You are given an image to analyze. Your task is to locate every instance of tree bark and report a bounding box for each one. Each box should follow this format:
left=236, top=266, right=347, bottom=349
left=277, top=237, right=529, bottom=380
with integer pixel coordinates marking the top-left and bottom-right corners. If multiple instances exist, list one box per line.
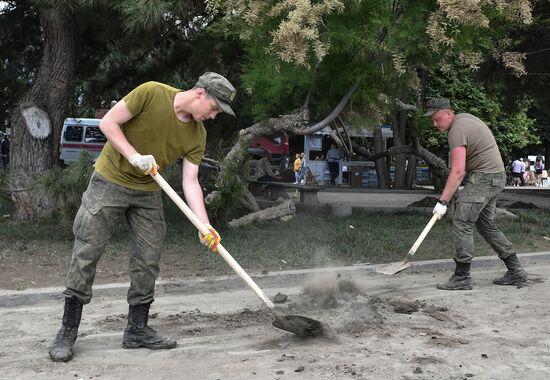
left=228, top=199, right=295, bottom=228
left=404, top=153, right=417, bottom=189
left=9, top=6, right=76, bottom=219
left=404, top=119, right=420, bottom=189
left=392, top=110, right=408, bottom=188
left=373, top=126, right=390, bottom=188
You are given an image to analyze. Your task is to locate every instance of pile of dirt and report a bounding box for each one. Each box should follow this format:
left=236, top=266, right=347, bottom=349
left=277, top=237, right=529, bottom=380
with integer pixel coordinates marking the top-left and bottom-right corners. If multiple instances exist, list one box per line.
left=289, top=273, right=451, bottom=336
left=103, top=274, right=453, bottom=340
left=505, top=201, right=539, bottom=209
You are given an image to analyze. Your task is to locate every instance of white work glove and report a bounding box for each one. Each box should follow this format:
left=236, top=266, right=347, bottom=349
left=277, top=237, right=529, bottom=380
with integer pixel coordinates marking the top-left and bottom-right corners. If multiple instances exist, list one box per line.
left=432, top=201, right=448, bottom=220
left=128, top=153, right=158, bottom=175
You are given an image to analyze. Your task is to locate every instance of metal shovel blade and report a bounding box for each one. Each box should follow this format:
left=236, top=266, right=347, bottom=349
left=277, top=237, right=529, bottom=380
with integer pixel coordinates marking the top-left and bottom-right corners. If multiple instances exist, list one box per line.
left=375, top=261, right=412, bottom=275
left=376, top=214, right=439, bottom=276
left=272, top=315, right=324, bottom=337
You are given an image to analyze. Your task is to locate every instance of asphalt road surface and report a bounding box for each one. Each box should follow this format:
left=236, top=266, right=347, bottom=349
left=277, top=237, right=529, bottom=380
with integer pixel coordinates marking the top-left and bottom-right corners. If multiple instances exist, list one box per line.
left=1, top=253, right=549, bottom=380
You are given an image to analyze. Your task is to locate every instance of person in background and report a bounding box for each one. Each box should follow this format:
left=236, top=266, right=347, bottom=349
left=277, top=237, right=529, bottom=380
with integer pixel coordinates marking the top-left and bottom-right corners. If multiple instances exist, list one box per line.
left=256, top=150, right=282, bottom=182
left=293, top=153, right=302, bottom=184
left=48, top=72, right=235, bottom=362
left=0, top=132, right=9, bottom=169
left=520, top=158, right=526, bottom=186
left=511, top=157, right=524, bottom=187
left=534, top=157, right=544, bottom=187
left=299, top=152, right=306, bottom=184
left=425, top=97, right=528, bottom=291
left=278, top=154, right=289, bottom=173
left=326, top=143, right=342, bottom=186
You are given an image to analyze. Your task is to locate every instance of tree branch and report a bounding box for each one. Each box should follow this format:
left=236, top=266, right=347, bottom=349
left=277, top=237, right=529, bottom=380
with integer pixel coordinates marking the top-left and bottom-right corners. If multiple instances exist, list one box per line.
left=300, top=81, right=359, bottom=134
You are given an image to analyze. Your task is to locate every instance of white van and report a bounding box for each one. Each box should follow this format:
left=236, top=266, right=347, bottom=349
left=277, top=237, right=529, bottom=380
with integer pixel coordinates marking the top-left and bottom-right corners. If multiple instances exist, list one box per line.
left=60, top=118, right=107, bottom=163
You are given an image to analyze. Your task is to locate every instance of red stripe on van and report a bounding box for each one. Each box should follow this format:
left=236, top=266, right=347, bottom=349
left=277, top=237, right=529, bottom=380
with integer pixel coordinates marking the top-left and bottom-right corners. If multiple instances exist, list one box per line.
left=61, top=143, right=104, bottom=151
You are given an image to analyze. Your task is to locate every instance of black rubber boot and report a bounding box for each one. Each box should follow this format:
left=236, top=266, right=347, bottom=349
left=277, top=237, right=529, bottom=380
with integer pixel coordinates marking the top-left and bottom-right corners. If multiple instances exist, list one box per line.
left=437, top=261, right=473, bottom=290
left=494, top=253, right=528, bottom=285
left=122, top=302, right=177, bottom=350
left=49, top=296, right=83, bottom=362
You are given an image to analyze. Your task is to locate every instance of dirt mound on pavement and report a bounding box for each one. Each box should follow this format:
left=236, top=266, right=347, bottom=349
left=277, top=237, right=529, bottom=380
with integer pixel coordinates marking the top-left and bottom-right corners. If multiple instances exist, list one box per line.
left=283, top=273, right=452, bottom=336
left=505, top=201, right=539, bottom=209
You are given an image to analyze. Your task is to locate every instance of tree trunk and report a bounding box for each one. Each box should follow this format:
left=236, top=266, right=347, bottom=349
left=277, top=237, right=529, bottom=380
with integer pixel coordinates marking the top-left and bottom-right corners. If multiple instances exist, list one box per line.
left=404, top=121, right=420, bottom=189
left=373, top=126, right=390, bottom=188
left=9, top=7, right=75, bottom=219
left=392, top=111, right=408, bottom=188
left=404, top=153, right=417, bottom=189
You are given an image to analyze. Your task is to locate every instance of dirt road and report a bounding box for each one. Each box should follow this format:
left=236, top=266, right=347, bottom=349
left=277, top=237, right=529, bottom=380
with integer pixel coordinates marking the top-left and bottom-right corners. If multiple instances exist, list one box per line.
left=1, top=254, right=549, bottom=380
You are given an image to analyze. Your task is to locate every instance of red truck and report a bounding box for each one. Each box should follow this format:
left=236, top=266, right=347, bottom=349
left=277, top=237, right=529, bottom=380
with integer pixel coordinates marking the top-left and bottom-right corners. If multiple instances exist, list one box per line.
left=248, top=134, right=289, bottom=158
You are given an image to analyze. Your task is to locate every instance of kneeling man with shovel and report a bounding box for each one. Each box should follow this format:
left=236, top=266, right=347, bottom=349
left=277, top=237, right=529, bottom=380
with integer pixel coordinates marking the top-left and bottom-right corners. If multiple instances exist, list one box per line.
left=425, top=98, right=528, bottom=290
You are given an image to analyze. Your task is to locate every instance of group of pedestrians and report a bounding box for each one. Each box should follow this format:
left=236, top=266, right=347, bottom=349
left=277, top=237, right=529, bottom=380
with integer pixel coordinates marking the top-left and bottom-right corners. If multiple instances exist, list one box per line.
left=295, top=144, right=342, bottom=186
left=511, top=156, right=545, bottom=186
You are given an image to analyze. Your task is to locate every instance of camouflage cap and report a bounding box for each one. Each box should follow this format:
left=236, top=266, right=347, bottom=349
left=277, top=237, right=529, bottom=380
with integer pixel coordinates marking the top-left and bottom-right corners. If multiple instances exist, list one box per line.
left=422, top=97, right=451, bottom=117
left=196, top=72, right=237, bottom=117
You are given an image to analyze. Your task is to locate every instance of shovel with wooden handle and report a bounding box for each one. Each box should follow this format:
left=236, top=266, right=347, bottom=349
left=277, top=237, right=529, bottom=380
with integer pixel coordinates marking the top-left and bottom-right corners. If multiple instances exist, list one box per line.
left=376, top=213, right=439, bottom=275
left=151, top=171, right=324, bottom=337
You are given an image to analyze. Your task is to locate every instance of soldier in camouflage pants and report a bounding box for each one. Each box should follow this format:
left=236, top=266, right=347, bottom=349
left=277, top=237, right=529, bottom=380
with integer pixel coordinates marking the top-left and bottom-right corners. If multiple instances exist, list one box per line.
left=453, top=172, right=514, bottom=263
left=49, top=73, right=236, bottom=362
left=425, top=98, right=527, bottom=290
left=64, top=172, right=166, bottom=305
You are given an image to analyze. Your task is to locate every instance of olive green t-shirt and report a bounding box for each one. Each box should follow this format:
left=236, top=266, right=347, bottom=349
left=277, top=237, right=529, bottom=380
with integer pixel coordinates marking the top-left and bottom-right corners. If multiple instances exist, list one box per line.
left=95, top=81, right=206, bottom=191
left=447, top=113, right=504, bottom=174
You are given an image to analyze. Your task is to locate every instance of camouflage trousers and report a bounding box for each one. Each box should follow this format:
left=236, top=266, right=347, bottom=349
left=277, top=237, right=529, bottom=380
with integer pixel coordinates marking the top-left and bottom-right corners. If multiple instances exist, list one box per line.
left=452, top=171, right=515, bottom=263
left=63, top=171, right=166, bottom=305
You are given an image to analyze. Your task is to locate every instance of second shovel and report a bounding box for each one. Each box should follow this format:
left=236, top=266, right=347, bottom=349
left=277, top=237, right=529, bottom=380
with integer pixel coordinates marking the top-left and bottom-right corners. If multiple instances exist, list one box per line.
left=376, top=213, right=439, bottom=275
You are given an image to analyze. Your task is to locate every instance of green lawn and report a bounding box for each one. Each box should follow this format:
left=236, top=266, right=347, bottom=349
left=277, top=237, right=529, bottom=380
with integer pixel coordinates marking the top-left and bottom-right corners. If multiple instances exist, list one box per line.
left=2, top=200, right=550, bottom=282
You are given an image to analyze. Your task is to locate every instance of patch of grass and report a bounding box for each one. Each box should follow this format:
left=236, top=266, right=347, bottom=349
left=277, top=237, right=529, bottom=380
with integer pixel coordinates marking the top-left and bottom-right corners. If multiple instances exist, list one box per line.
left=161, top=206, right=550, bottom=270
left=2, top=203, right=550, bottom=285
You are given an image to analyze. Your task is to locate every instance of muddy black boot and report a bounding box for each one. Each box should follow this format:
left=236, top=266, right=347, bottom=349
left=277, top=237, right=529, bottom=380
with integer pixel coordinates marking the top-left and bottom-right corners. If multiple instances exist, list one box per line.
left=122, top=302, right=177, bottom=350
left=494, top=254, right=528, bottom=285
left=49, top=296, right=83, bottom=362
left=437, top=261, right=473, bottom=290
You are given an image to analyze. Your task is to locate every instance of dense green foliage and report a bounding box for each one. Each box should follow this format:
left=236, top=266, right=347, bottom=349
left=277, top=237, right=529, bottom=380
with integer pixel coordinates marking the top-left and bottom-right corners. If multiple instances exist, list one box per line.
left=421, top=67, right=538, bottom=163
left=0, top=1, right=42, bottom=130
left=213, top=0, right=440, bottom=122
left=0, top=0, right=548, bottom=219
left=210, top=0, right=537, bottom=129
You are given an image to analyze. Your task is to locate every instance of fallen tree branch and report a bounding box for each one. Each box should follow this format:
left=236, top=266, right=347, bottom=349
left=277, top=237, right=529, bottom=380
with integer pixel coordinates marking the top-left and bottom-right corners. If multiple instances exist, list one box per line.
left=227, top=199, right=296, bottom=228
left=239, top=189, right=260, bottom=212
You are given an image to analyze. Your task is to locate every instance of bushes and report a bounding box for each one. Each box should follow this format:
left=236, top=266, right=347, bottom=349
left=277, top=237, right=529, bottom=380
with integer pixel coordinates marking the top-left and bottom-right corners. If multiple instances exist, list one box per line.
left=30, top=154, right=190, bottom=218
left=32, top=153, right=96, bottom=217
